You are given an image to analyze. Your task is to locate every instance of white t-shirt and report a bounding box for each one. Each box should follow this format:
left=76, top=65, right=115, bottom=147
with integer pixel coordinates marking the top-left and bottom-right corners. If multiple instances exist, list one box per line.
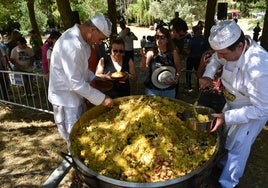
left=10, top=46, right=34, bottom=69
left=47, top=47, right=53, bottom=61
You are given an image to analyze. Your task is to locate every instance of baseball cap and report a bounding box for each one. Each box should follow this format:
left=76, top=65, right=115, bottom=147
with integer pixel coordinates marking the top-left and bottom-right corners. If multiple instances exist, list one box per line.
left=90, top=13, right=112, bottom=37
left=209, top=20, right=241, bottom=50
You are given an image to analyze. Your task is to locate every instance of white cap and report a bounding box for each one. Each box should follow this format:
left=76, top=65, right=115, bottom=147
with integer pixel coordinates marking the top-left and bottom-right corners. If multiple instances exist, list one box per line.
left=209, top=20, right=241, bottom=50
left=90, top=13, right=112, bottom=37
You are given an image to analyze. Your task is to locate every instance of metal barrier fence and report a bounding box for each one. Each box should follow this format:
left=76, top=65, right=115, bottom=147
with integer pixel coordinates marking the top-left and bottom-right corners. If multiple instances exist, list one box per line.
left=0, top=67, right=198, bottom=115
left=0, top=70, right=53, bottom=114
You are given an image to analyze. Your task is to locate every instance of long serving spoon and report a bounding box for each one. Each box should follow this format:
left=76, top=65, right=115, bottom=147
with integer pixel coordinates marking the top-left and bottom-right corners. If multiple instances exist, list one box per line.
left=193, top=89, right=203, bottom=117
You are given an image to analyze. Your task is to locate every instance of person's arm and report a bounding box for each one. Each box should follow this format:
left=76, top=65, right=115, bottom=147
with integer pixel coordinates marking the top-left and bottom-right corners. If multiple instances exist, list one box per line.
left=29, top=48, right=35, bottom=68
left=197, top=53, right=207, bottom=79
left=0, top=48, right=8, bottom=70
left=95, top=57, right=110, bottom=79
left=130, top=32, right=138, bottom=40
left=202, top=53, right=222, bottom=79
left=139, top=49, right=153, bottom=72
left=47, top=48, right=52, bottom=71
left=127, top=58, right=137, bottom=81
left=173, top=49, right=181, bottom=78
left=10, top=49, right=24, bottom=71
left=119, top=30, right=126, bottom=39
left=199, top=52, right=222, bottom=89
left=197, top=50, right=214, bottom=79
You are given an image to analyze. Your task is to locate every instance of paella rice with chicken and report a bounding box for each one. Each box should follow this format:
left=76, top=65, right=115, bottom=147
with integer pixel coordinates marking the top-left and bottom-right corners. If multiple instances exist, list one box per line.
left=70, top=96, right=217, bottom=183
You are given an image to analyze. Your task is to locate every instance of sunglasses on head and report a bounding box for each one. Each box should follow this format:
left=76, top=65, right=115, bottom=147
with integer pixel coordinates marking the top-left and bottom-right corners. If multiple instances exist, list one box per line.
left=155, top=35, right=166, bottom=40
left=113, top=49, right=124, bottom=54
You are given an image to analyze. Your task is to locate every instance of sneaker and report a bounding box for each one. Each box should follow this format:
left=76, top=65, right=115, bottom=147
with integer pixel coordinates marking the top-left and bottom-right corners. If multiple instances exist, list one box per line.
left=184, top=87, right=193, bottom=93
left=187, top=89, right=193, bottom=92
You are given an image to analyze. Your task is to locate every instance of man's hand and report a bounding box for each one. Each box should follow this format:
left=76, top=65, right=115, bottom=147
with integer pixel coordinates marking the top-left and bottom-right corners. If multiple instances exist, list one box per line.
left=209, top=113, right=225, bottom=132
left=199, top=77, right=213, bottom=89
left=101, top=96, right=113, bottom=108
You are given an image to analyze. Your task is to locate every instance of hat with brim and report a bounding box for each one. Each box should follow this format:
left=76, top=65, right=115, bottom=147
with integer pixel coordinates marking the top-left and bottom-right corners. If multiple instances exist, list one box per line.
left=209, top=20, right=241, bottom=50
left=90, top=13, right=112, bottom=37
left=151, top=66, right=176, bottom=89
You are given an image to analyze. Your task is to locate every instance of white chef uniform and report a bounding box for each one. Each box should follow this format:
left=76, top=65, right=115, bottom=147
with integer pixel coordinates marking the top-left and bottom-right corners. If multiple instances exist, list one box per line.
left=203, top=39, right=268, bottom=188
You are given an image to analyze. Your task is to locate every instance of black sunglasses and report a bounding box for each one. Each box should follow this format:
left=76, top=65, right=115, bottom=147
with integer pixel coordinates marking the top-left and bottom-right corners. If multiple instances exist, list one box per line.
left=155, top=35, right=166, bottom=40
left=113, top=49, right=124, bottom=54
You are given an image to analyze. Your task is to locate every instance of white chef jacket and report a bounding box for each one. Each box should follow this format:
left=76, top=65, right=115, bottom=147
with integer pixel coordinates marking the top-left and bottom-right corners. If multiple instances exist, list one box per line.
left=203, top=39, right=268, bottom=187
left=203, top=40, right=268, bottom=125
left=48, top=24, right=105, bottom=107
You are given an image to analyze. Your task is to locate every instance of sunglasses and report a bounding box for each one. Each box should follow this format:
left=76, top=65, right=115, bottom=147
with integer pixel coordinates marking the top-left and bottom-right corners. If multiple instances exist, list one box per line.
left=155, top=35, right=166, bottom=40
left=113, top=49, right=124, bottom=54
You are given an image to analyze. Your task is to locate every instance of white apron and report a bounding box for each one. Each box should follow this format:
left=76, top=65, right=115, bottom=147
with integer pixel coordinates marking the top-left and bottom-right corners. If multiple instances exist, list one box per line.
left=218, top=40, right=267, bottom=188
left=220, top=45, right=251, bottom=150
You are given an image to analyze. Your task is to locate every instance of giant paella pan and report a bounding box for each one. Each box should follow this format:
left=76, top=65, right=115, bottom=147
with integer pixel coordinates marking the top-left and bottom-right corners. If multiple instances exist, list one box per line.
left=67, top=95, right=219, bottom=188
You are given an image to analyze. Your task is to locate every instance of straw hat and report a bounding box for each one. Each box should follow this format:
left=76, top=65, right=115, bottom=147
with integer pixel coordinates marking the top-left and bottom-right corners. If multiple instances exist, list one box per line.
left=151, top=66, right=176, bottom=89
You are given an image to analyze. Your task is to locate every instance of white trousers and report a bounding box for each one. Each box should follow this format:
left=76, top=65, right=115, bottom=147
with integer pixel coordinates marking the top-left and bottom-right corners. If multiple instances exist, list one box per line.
left=52, top=104, right=83, bottom=142
left=219, top=120, right=265, bottom=188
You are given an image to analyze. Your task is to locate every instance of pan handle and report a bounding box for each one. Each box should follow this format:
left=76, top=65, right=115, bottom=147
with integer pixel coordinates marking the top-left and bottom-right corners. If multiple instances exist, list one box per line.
left=59, top=152, right=98, bottom=181
left=59, top=152, right=74, bottom=166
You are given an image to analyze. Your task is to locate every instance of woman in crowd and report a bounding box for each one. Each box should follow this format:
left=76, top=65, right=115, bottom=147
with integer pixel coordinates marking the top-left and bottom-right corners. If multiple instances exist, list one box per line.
left=95, top=37, right=136, bottom=98
left=46, top=32, right=61, bottom=81
left=10, top=36, right=34, bottom=96
left=139, top=26, right=181, bottom=98
left=41, top=31, right=62, bottom=81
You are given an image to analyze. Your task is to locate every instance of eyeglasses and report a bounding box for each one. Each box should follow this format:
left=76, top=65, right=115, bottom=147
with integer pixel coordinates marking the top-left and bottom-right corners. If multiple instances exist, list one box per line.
left=155, top=35, right=166, bottom=40
left=112, top=49, right=124, bottom=54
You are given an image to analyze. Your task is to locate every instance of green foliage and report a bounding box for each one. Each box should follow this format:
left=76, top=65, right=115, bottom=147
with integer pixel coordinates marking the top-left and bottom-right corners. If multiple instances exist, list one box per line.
left=127, top=0, right=153, bottom=26
left=0, top=0, right=22, bottom=32
left=0, top=0, right=266, bottom=37
left=19, top=1, right=47, bottom=35
left=126, top=0, right=206, bottom=27
left=70, top=0, right=108, bottom=22
left=234, top=0, right=265, bottom=5
left=0, top=0, right=108, bottom=35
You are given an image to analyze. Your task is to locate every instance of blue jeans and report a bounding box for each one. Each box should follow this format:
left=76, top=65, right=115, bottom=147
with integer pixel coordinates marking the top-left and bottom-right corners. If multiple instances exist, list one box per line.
left=145, top=88, right=176, bottom=98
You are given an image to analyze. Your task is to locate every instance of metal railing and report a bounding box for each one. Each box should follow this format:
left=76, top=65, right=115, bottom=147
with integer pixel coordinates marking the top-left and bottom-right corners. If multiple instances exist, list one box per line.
left=0, top=66, right=198, bottom=115
left=0, top=70, right=53, bottom=114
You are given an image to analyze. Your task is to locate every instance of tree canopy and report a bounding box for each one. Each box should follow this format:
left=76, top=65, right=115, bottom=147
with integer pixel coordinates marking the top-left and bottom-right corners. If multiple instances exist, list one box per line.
left=0, top=0, right=267, bottom=49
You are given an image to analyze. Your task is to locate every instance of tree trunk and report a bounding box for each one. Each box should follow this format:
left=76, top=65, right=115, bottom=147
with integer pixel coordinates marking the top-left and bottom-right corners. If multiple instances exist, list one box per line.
left=26, top=0, right=42, bottom=44
left=107, top=0, right=118, bottom=37
left=55, top=0, right=75, bottom=30
left=204, top=0, right=217, bottom=40
left=260, top=0, right=268, bottom=51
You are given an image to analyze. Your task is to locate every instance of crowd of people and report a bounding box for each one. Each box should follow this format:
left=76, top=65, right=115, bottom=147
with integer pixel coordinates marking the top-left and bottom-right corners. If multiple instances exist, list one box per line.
left=0, top=12, right=267, bottom=188
left=0, top=30, right=36, bottom=98
left=0, top=28, right=62, bottom=99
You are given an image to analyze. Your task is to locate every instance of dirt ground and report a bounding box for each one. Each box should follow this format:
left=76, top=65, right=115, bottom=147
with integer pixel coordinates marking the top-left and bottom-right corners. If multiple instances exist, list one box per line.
left=0, top=104, right=67, bottom=188
left=0, top=100, right=267, bottom=188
